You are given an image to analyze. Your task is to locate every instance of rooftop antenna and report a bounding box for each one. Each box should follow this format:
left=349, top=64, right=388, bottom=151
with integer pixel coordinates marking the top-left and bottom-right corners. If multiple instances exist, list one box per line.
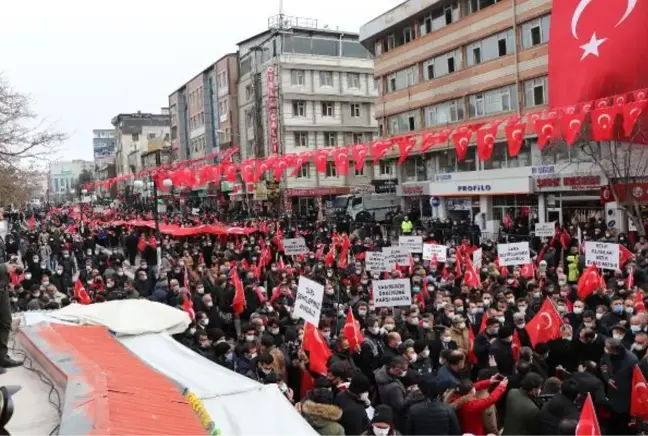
left=278, top=0, right=285, bottom=29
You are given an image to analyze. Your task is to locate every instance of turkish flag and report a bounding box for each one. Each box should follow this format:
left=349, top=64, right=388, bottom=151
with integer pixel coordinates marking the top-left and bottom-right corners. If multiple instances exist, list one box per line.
left=222, top=162, right=238, bottom=183
left=467, top=327, right=477, bottom=365
left=342, top=308, right=364, bottom=352
left=505, top=122, right=527, bottom=156
left=350, top=144, right=369, bottom=172
left=478, top=313, right=488, bottom=334
left=74, top=279, right=92, bottom=305
left=548, top=0, right=648, bottom=108
left=634, top=89, right=648, bottom=102
left=512, top=330, right=522, bottom=362
left=620, top=244, right=634, bottom=265
left=520, top=263, right=535, bottom=279
left=420, top=132, right=440, bottom=154
left=591, top=106, right=621, bottom=140
left=595, top=97, right=611, bottom=109
left=576, top=393, right=601, bottom=436
left=181, top=293, right=195, bottom=321
left=256, top=158, right=271, bottom=180
left=333, top=147, right=350, bottom=176
left=313, top=149, right=329, bottom=173
left=240, top=160, right=257, bottom=184
left=302, top=322, right=332, bottom=375
left=622, top=100, right=648, bottom=137
left=534, top=118, right=560, bottom=150
left=394, top=135, right=416, bottom=166
left=462, top=258, right=480, bottom=288
left=272, top=157, right=288, bottom=181
left=631, top=365, right=648, bottom=420
left=370, top=140, right=393, bottom=164
left=452, top=129, right=473, bottom=161
left=526, top=298, right=562, bottom=346
left=230, top=269, right=246, bottom=316
left=577, top=265, right=603, bottom=299
left=562, top=112, right=586, bottom=145
left=289, top=154, right=309, bottom=178
left=476, top=122, right=500, bottom=161
left=613, top=94, right=628, bottom=106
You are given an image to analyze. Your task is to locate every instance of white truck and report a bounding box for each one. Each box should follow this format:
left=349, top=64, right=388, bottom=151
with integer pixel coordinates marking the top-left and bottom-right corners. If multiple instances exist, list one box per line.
left=333, top=193, right=400, bottom=222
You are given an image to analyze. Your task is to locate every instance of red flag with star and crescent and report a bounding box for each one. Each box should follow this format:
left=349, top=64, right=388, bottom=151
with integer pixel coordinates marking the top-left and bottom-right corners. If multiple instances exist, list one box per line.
left=576, top=393, right=601, bottom=436
left=526, top=298, right=562, bottom=346
left=549, top=0, right=648, bottom=109
left=631, top=364, right=648, bottom=421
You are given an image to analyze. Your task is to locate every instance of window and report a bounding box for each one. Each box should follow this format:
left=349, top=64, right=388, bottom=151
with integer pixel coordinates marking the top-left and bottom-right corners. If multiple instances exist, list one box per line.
left=292, top=101, right=307, bottom=117
left=388, top=74, right=397, bottom=92
left=245, top=85, right=253, bottom=101
left=524, top=77, right=548, bottom=107
left=291, top=70, right=306, bottom=86
left=319, top=71, right=334, bottom=87
left=132, top=133, right=139, bottom=141
left=482, top=142, right=508, bottom=169
left=353, top=133, right=364, bottom=144
left=468, top=85, right=518, bottom=117
left=347, top=73, right=361, bottom=89
left=322, top=102, right=334, bottom=117
left=386, top=66, right=418, bottom=93
left=379, top=160, right=393, bottom=175
left=465, top=0, right=503, bottom=14
left=325, top=161, right=337, bottom=177
left=217, top=71, right=227, bottom=89
left=403, top=27, right=414, bottom=44
left=424, top=49, right=460, bottom=80
left=324, top=132, right=337, bottom=146
left=355, top=164, right=365, bottom=176
left=457, top=147, right=477, bottom=172
left=350, top=104, right=361, bottom=118
left=219, top=99, right=228, bottom=121
left=466, top=29, right=514, bottom=66
left=425, top=99, right=465, bottom=126
left=521, top=15, right=551, bottom=49
left=294, top=132, right=309, bottom=147
left=388, top=111, right=419, bottom=134
left=420, top=2, right=458, bottom=35
left=404, top=156, right=427, bottom=181
left=164, top=133, right=170, bottom=141
left=297, top=163, right=310, bottom=178
left=508, top=139, right=532, bottom=168
left=408, top=115, right=416, bottom=132
left=245, top=110, right=254, bottom=128
left=147, top=133, right=156, bottom=140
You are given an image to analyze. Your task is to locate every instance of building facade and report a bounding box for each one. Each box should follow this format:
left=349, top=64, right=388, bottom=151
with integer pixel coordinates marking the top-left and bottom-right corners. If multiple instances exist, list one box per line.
left=92, top=129, right=116, bottom=169
left=169, top=54, right=239, bottom=162
left=48, top=160, right=94, bottom=199
left=236, top=16, right=380, bottom=213
left=359, top=0, right=613, bottom=225
left=112, top=110, right=171, bottom=177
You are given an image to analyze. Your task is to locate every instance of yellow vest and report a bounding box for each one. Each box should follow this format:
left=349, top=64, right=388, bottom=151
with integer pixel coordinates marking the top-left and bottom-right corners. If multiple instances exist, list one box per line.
left=401, top=220, right=413, bottom=232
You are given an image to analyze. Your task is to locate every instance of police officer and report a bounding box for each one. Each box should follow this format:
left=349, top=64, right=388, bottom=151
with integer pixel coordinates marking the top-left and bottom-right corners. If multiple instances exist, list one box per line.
left=401, top=216, right=413, bottom=235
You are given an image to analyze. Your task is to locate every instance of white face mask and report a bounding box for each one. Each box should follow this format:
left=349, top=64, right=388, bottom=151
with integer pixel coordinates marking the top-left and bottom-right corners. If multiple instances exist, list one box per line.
left=573, top=307, right=583, bottom=315
left=441, top=336, right=451, bottom=343
left=613, top=333, right=625, bottom=340
left=421, top=349, right=430, bottom=358
left=245, top=334, right=256, bottom=342
left=596, top=313, right=604, bottom=320
left=373, top=426, right=390, bottom=436
left=409, top=354, right=418, bottom=363
left=483, top=299, right=491, bottom=306
left=631, top=325, right=642, bottom=333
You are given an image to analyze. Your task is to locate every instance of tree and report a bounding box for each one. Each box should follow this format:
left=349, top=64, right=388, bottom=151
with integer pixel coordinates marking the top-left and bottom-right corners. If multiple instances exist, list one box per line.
left=76, top=168, right=94, bottom=194
left=546, top=118, right=648, bottom=236
left=0, top=163, right=46, bottom=205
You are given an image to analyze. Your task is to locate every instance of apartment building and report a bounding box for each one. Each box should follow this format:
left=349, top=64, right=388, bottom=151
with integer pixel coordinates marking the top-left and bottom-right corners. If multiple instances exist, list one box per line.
left=48, top=160, right=94, bottom=199
left=113, top=110, right=170, bottom=178
left=237, top=15, right=380, bottom=213
left=92, top=129, right=116, bottom=169
left=169, top=54, right=239, bottom=163
left=360, top=0, right=610, bottom=225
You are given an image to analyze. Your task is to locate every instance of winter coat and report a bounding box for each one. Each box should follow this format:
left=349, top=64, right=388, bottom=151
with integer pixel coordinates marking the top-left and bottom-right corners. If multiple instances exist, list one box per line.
left=435, top=365, right=461, bottom=392
left=405, top=399, right=461, bottom=435
left=501, top=389, right=540, bottom=435
left=374, top=366, right=417, bottom=432
left=449, top=327, right=470, bottom=355
left=536, top=393, right=580, bottom=435
left=450, top=379, right=507, bottom=436
left=600, top=348, right=638, bottom=413
left=334, top=390, right=369, bottom=436
left=300, top=400, right=345, bottom=436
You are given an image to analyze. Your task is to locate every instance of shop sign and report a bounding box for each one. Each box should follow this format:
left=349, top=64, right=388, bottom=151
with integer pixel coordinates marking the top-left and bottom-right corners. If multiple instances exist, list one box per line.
left=531, top=165, right=556, bottom=175
left=266, top=66, right=279, bottom=154
left=601, top=180, right=648, bottom=203
left=458, top=184, right=492, bottom=193
left=535, top=175, right=601, bottom=191
left=397, top=182, right=429, bottom=196
left=371, top=179, right=398, bottom=194
left=435, top=174, right=453, bottom=182
left=429, top=177, right=532, bottom=196
left=285, top=187, right=350, bottom=197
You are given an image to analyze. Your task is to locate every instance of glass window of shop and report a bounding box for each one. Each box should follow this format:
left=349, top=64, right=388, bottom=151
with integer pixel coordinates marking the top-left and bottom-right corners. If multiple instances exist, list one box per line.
left=492, top=195, right=538, bottom=224
left=437, top=148, right=477, bottom=173
left=404, top=156, right=428, bottom=182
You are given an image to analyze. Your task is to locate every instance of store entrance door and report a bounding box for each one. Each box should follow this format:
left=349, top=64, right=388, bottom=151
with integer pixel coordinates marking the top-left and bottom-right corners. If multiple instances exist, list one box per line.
left=547, top=208, right=561, bottom=225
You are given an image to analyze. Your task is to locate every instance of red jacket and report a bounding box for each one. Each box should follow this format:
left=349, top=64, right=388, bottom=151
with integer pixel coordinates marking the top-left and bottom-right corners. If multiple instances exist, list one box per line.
left=451, top=380, right=507, bottom=436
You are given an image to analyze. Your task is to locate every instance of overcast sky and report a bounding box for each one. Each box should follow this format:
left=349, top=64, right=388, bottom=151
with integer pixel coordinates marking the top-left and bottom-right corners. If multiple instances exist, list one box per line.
left=0, top=0, right=399, bottom=163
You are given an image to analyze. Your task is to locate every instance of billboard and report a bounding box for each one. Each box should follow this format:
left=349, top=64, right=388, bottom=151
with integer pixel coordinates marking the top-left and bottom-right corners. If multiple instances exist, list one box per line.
left=93, top=137, right=116, bottom=165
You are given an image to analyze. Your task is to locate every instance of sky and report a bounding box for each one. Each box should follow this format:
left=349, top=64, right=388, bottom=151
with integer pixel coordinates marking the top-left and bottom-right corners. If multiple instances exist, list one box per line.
left=0, top=0, right=400, bottom=163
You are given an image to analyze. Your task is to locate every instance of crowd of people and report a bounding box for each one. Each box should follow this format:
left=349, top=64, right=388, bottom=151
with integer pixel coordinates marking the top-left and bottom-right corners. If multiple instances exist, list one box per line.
left=4, top=203, right=648, bottom=436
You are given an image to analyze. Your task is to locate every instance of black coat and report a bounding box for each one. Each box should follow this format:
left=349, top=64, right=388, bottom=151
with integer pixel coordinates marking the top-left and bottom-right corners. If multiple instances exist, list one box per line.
left=536, top=393, right=580, bottom=435
left=405, top=399, right=461, bottom=436
left=600, top=348, right=638, bottom=413
left=334, top=390, right=369, bottom=436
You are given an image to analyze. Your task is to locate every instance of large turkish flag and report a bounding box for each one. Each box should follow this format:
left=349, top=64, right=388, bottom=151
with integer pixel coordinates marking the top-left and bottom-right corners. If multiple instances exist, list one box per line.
left=549, top=0, right=648, bottom=108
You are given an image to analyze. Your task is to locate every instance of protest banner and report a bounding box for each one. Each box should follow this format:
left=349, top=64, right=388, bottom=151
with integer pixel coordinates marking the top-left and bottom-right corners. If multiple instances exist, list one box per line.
left=534, top=222, right=556, bottom=238
left=383, top=246, right=409, bottom=266
left=497, top=242, right=531, bottom=266
left=293, top=276, right=324, bottom=325
left=422, top=243, right=447, bottom=262
left=399, top=236, right=423, bottom=253
left=585, top=241, right=620, bottom=270
left=472, top=248, right=483, bottom=270
left=283, top=237, right=309, bottom=255
left=366, top=251, right=388, bottom=272
left=373, top=279, right=412, bottom=308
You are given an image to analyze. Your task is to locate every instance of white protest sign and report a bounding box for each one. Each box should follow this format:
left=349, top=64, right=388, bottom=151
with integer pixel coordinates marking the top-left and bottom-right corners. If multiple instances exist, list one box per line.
left=534, top=222, right=555, bottom=238
left=399, top=236, right=423, bottom=253
left=585, top=241, right=620, bottom=270
left=422, top=243, right=447, bottom=262
left=383, top=246, right=410, bottom=266
left=472, top=248, right=483, bottom=270
left=373, top=279, right=412, bottom=308
left=366, top=251, right=388, bottom=272
left=283, top=237, right=309, bottom=255
left=497, top=242, right=531, bottom=266
left=293, top=276, right=324, bottom=326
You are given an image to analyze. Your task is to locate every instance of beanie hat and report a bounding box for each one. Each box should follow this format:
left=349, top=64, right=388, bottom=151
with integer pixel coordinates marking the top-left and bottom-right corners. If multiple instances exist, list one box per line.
left=372, top=405, right=394, bottom=426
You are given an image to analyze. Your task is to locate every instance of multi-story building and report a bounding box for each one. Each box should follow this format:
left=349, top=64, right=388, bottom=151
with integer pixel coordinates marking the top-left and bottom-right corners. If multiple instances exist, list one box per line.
left=360, top=0, right=609, bottom=225
left=237, top=15, right=380, bottom=214
left=169, top=54, right=239, bottom=163
left=112, top=110, right=170, bottom=178
left=92, top=129, right=116, bottom=169
left=48, top=160, right=94, bottom=199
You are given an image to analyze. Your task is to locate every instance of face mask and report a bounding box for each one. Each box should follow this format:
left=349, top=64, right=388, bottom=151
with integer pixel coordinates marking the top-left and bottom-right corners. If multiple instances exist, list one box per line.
left=358, top=309, right=367, bottom=316
left=42, top=281, right=49, bottom=286
left=456, top=306, right=464, bottom=313
left=596, top=312, right=604, bottom=320
left=257, top=326, right=265, bottom=333
left=483, top=299, right=491, bottom=306
left=563, top=336, right=572, bottom=341
left=141, top=265, right=147, bottom=270
left=634, top=343, right=645, bottom=350
left=197, top=287, right=205, bottom=294
left=409, top=318, right=419, bottom=325
left=409, top=354, right=418, bottom=363
left=399, top=370, right=407, bottom=378
left=10, top=297, right=18, bottom=303
left=626, top=307, right=634, bottom=314
left=322, top=332, right=331, bottom=340
left=327, top=272, right=333, bottom=277
left=457, top=322, right=466, bottom=329
left=25, top=274, right=32, bottom=280
left=613, top=333, right=625, bottom=340
left=470, top=308, right=478, bottom=315
left=442, top=336, right=451, bottom=343
left=573, top=307, right=583, bottom=314
left=56, top=269, right=63, bottom=275
left=584, top=321, right=595, bottom=328
left=613, top=305, right=624, bottom=314
left=383, top=324, right=395, bottom=331
left=373, top=426, right=390, bottom=436
left=631, top=325, right=642, bottom=333
left=261, top=368, right=272, bottom=375
left=199, top=319, right=209, bottom=327
left=557, top=306, right=566, bottom=313
left=369, top=326, right=380, bottom=335
left=33, top=292, right=41, bottom=298
left=245, top=334, right=256, bottom=342
left=325, top=289, right=334, bottom=295
left=421, top=349, right=430, bottom=358
left=497, top=316, right=505, bottom=324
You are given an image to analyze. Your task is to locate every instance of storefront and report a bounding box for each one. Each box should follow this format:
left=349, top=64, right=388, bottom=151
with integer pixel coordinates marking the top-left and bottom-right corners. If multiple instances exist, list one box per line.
left=371, top=179, right=398, bottom=194
left=285, top=186, right=351, bottom=216
left=534, top=172, right=604, bottom=224
left=396, top=181, right=432, bottom=218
